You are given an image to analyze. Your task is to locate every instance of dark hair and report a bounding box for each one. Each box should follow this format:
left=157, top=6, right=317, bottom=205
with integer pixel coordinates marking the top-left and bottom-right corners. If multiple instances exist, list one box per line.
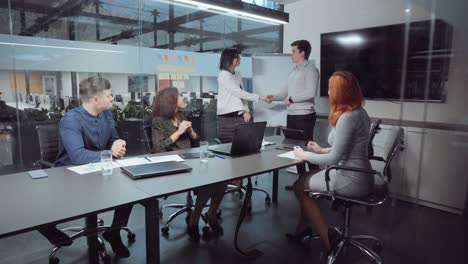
left=290, top=40, right=312, bottom=60
left=152, top=87, right=179, bottom=119
left=79, top=76, right=111, bottom=101
left=219, top=48, right=240, bottom=71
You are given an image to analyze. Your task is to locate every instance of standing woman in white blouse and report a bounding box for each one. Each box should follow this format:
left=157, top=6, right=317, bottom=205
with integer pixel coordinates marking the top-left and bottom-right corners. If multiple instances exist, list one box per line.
left=216, top=48, right=269, bottom=142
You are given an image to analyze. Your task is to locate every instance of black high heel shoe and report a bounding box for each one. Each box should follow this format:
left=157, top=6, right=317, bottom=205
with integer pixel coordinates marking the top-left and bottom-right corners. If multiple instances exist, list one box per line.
left=285, top=227, right=313, bottom=243
left=205, top=213, right=223, bottom=236
left=187, top=225, right=200, bottom=242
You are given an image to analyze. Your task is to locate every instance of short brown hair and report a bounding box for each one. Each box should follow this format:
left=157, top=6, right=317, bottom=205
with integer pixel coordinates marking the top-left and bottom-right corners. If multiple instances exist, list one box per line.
left=291, top=40, right=312, bottom=60
left=79, top=76, right=111, bottom=101
left=152, top=87, right=179, bottom=119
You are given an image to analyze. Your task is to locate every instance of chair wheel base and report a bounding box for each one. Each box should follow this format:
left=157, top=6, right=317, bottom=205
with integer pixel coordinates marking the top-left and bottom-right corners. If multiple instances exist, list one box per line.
left=102, top=254, right=111, bottom=264
left=49, top=256, right=59, bottom=264
left=127, top=233, right=136, bottom=242
left=372, top=242, right=382, bottom=254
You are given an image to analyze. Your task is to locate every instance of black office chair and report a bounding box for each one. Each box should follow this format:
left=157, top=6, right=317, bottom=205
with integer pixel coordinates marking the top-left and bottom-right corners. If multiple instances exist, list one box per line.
left=368, top=119, right=382, bottom=160
left=214, top=138, right=271, bottom=213
left=303, top=126, right=404, bottom=264
left=35, top=124, right=135, bottom=264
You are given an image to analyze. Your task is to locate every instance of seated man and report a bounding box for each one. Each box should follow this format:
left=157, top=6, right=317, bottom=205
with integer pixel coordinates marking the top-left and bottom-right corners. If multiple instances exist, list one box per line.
left=37, top=76, right=132, bottom=258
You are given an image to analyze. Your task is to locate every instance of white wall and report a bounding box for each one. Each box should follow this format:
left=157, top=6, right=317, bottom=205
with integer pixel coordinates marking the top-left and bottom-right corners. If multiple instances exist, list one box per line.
left=284, top=0, right=468, bottom=124
left=0, top=71, right=13, bottom=102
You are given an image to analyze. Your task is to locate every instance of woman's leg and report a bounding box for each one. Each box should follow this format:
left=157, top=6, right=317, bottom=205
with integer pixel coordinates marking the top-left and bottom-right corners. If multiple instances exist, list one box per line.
left=301, top=170, right=332, bottom=250
left=292, top=174, right=310, bottom=233
left=189, top=189, right=211, bottom=226
left=206, top=183, right=228, bottom=219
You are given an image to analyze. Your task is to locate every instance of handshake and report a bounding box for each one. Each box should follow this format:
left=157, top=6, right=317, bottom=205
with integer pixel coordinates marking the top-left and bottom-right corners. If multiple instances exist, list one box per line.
left=259, top=95, right=274, bottom=104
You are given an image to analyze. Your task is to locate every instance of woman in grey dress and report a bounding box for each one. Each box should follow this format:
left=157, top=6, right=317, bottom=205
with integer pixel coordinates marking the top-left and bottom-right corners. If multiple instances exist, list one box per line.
left=152, top=87, right=227, bottom=241
left=290, top=71, right=373, bottom=252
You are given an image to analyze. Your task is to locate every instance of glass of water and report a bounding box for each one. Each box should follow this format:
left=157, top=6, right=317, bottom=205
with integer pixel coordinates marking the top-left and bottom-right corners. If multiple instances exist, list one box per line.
left=101, top=150, right=113, bottom=175
left=199, top=141, right=209, bottom=162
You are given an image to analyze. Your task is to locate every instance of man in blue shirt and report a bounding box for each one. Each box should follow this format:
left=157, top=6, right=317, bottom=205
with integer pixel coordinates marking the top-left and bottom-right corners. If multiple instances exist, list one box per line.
left=37, top=77, right=132, bottom=258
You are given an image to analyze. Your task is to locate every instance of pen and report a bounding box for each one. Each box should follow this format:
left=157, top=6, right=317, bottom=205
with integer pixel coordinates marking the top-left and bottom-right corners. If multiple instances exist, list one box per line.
left=213, top=154, right=225, bottom=159
left=144, top=156, right=152, bottom=162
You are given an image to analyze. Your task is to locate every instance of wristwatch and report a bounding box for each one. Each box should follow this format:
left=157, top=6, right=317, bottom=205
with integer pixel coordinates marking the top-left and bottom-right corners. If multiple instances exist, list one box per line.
left=289, top=97, right=293, bottom=103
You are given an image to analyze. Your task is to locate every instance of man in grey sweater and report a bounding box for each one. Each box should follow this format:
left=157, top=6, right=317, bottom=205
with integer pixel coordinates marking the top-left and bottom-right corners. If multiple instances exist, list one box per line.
left=268, top=40, right=319, bottom=141
left=267, top=40, right=319, bottom=181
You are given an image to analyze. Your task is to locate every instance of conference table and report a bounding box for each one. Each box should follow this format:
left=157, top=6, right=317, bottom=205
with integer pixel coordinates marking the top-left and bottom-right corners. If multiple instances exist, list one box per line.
left=0, top=136, right=304, bottom=263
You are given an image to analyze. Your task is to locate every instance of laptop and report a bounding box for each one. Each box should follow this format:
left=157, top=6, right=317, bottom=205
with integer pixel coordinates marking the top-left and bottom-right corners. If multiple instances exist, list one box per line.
left=209, top=121, right=267, bottom=156
left=279, top=128, right=308, bottom=150
left=121, top=161, right=192, bottom=180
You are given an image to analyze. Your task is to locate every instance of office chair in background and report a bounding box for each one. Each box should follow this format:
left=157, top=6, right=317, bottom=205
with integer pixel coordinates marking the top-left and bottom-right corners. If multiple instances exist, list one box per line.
left=303, top=126, right=404, bottom=264
left=35, top=124, right=135, bottom=264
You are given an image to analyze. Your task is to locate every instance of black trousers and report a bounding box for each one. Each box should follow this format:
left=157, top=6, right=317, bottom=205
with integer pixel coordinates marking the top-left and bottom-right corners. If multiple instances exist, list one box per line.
left=286, top=113, right=316, bottom=141
left=38, top=205, right=133, bottom=245
left=287, top=113, right=317, bottom=172
left=217, top=115, right=248, bottom=143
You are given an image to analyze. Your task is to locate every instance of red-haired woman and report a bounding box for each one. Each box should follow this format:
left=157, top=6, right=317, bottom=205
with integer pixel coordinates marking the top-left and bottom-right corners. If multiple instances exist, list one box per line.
left=152, top=87, right=227, bottom=241
left=289, top=71, right=373, bottom=252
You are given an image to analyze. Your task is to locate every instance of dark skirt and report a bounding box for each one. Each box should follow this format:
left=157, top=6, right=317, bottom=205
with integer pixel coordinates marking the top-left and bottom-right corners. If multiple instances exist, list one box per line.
left=217, top=115, right=245, bottom=143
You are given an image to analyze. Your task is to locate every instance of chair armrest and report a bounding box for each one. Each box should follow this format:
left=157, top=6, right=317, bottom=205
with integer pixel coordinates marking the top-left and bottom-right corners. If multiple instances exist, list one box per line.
left=35, top=159, right=55, bottom=168
left=369, top=156, right=385, bottom=162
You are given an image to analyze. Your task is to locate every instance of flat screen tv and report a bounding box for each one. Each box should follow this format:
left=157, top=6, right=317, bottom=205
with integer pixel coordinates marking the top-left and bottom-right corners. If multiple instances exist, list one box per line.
left=320, top=19, right=452, bottom=102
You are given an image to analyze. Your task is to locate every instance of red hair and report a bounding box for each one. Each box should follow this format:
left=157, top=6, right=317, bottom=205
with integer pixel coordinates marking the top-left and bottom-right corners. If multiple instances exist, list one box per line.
left=328, top=71, right=364, bottom=127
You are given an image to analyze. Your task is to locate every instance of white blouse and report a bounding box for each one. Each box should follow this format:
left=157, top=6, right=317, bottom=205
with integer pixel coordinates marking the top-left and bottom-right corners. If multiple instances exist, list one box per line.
left=216, top=70, right=259, bottom=115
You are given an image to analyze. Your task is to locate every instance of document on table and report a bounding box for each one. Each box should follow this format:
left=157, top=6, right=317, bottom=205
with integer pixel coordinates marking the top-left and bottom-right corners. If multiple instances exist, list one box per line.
left=277, top=151, right=300, bottom=160
left=67, top=162, right=121, bottom=175
left=262, top=140, right=275, bottom=147
left=115, top=155, right=185, bottom=167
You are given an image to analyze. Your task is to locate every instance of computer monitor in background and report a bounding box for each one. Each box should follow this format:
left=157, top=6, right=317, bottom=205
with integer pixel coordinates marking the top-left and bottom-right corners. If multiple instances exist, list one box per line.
left=115, top=94, right=123, bottom=102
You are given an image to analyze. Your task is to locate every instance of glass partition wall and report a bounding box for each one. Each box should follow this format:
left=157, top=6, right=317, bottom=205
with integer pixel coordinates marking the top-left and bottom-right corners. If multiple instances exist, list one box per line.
left=0, top=0, right=283, bottom=173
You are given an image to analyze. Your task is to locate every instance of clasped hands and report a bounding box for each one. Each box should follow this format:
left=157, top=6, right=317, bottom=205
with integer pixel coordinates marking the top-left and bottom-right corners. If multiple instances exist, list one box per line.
left=259, top=95, right=274, bottom=104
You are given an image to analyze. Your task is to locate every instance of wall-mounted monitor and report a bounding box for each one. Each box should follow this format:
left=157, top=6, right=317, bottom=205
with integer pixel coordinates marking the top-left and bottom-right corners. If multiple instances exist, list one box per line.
left=320, top=19, right=453, bottom=102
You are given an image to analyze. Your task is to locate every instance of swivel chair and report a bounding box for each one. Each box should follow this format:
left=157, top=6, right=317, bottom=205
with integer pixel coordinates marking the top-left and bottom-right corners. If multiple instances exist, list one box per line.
left=35, top=124, right=135, bottom=264
left=303, top=126, right=404, bottom=264
left=214, top=138, right=271, bottom=213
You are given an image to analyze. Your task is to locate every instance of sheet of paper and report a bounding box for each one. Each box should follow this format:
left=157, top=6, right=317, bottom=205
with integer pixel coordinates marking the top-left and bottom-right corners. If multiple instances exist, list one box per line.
left=115, top=157, right=149, bottom=167
left=277, top=151, right=299, bottom=160
left=67, top=162, right=121, bottom=175
left=115, top=155, right=185, bottom=167
left=262, top=140, right=275, bottom=147
left=147, top=155, right=185, bottom=163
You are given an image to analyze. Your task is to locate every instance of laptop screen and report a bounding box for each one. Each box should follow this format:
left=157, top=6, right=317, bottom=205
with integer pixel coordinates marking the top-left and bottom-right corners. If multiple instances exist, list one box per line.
left=229, top=121, right=266, bottom=156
